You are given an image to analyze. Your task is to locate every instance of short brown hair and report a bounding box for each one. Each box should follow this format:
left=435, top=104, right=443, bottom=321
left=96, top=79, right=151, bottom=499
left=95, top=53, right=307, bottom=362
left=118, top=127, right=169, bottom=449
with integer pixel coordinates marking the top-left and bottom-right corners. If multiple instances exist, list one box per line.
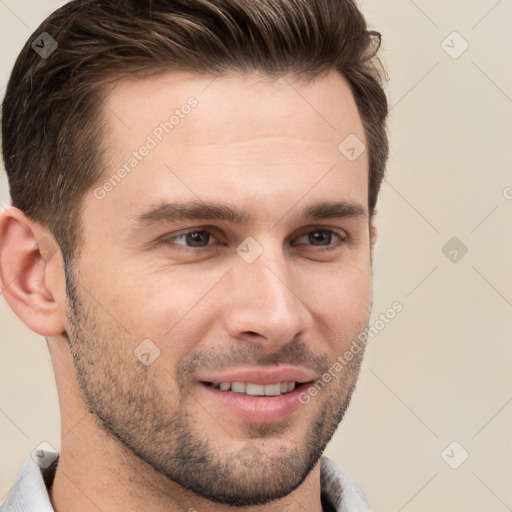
left=2, top=0, right=388, bottom=263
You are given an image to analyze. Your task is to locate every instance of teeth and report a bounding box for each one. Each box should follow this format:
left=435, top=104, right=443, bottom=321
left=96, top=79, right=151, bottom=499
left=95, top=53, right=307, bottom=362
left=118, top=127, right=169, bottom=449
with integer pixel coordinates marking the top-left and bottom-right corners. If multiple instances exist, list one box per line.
left=264, top=383, right=282, bottom=396
left=246, top=383, right=265, bottom=396
left=231, top=382, right=246, bottom=393
left=213, top=381, right=298, bottom=396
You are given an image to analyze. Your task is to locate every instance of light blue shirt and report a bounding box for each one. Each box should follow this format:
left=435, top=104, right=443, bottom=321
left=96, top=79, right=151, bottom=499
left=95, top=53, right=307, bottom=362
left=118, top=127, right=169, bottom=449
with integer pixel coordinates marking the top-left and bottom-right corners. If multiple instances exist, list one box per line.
left=1, top=449, right=370, bottom=511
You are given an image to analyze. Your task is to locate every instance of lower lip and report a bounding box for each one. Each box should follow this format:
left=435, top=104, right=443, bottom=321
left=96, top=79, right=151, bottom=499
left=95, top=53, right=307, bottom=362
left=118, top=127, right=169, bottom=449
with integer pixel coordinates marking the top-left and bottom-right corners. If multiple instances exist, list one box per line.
left=199, top=383, right=309, bottom=423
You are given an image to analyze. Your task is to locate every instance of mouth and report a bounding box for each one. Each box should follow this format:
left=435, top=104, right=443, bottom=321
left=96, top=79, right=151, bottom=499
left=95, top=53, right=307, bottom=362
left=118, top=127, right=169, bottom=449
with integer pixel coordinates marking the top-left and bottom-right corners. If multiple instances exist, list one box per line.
left=197, top=369, right=315, bottom=423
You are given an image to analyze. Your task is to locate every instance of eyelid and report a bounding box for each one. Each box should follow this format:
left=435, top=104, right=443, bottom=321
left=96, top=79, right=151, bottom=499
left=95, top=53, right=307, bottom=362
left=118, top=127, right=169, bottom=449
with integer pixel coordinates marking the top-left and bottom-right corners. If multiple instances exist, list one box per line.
left=161, top=227, right=220, bottom=246
left=293, top=225, right=348, bottom=240
left=291, top=227, right=347, bottom=249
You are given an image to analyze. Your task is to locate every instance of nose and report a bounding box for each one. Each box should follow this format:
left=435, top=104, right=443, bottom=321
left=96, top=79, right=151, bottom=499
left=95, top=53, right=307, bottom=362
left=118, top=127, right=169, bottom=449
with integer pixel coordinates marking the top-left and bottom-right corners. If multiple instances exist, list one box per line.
left=222, top=243, right=313, bottom=353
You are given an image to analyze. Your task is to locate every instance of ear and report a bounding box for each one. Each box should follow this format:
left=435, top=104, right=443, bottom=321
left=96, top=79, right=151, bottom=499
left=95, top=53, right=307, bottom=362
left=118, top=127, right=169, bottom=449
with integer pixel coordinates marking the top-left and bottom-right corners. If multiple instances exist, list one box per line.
left=0, top=206, right=67, bottom=337
left=370, top=222, right=377, bottom=249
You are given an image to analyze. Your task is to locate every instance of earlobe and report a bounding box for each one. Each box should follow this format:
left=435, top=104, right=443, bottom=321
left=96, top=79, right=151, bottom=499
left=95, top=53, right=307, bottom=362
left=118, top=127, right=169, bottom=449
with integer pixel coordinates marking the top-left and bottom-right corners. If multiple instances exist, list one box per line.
left=0, top=207, right=66, bottom=337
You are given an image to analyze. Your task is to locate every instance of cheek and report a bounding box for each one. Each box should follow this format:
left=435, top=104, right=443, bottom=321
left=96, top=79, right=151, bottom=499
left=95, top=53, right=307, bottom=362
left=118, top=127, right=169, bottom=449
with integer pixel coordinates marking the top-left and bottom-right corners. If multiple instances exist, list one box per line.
left=305, top=261, right=372, bottom=345
left=307, top=253, right=371, bottom=300
left=91, top=260, right=204, bottom=325
left=115, top=269, right=226, bottom=363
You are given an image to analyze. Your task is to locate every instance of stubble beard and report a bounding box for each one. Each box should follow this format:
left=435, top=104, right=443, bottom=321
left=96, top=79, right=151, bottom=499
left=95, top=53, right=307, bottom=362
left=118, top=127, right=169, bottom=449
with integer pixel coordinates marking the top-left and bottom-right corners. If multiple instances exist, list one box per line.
left=62, top=264, right=367, bottom=506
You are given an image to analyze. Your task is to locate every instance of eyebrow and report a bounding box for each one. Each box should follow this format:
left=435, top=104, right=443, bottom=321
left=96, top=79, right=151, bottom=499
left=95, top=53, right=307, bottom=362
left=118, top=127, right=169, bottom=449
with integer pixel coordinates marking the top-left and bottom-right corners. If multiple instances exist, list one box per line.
left=131, top=200, right=367, bottom=229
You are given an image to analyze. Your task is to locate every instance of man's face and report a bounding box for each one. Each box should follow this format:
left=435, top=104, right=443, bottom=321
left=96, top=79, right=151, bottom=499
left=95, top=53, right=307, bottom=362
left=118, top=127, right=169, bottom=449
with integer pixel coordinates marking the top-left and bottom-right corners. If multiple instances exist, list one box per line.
left=64, top=71, right=374, bottom=506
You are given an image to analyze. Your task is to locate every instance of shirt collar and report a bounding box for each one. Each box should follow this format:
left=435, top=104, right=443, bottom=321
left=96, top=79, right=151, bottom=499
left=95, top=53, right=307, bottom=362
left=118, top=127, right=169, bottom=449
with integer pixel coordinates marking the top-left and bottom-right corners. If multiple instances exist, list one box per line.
left=1, top=448, right=58, bottom=512
left=320, top=456, right=371, bottom=512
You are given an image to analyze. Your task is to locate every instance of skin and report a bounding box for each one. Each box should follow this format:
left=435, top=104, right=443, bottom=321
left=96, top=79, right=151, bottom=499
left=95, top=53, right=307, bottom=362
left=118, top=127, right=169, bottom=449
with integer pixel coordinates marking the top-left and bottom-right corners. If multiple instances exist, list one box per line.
left=0, top=70, right=377, bottom=512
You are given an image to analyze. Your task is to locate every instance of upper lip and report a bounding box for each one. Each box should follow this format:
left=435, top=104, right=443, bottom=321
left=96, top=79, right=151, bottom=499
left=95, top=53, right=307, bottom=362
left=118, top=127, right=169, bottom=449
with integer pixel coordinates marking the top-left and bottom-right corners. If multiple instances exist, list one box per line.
left=198, top=366, right=316, bottom=386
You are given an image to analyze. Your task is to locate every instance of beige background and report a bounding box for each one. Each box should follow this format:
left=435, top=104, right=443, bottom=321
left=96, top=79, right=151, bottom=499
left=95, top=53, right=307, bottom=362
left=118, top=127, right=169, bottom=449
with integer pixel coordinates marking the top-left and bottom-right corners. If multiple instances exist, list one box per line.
left=1, top=1, right=511, bottom=510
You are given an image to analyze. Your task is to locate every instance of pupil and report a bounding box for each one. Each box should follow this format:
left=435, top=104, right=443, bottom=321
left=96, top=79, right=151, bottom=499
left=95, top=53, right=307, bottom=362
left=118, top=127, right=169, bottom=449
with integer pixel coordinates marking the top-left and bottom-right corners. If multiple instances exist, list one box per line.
left=311, top=231, right=330, bottom=245
left=188, top=231, right=208, bottom=247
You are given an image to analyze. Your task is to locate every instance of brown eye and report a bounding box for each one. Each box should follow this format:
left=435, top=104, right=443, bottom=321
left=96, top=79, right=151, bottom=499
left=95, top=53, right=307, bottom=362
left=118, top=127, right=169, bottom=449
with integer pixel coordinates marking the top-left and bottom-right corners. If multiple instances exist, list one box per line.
left=293, top=229, right=346, bottom=249
left=163, top=229, right=217, bottom=248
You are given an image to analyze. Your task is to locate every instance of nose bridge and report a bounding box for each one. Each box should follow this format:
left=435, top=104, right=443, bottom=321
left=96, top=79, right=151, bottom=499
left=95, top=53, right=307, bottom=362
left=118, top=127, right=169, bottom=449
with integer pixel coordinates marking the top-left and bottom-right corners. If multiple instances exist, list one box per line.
left=223, top=239, right=311, bottom=346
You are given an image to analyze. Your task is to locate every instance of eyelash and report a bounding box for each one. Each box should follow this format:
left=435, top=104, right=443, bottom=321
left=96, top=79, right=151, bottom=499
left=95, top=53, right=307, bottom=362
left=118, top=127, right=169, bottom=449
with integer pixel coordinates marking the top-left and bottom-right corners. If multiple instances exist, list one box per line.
left=161, top=227, right=348, bottom=251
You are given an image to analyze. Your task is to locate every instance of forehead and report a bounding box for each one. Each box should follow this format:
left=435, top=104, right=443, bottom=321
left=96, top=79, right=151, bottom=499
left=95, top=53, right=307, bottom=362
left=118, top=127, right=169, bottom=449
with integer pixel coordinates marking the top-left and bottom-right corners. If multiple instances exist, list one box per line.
left=88, top=70, right=369, bottom=234
left=103, top=70, right=365, bottom=150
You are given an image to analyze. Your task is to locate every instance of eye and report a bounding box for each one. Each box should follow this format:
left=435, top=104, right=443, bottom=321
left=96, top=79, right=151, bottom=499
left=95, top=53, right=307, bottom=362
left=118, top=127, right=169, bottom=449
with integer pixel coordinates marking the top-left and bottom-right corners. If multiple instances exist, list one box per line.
left=161, top=227, right=347, bottom=250
left=163, top=229, right=218, bottom=248
left=292, top=229, right=347, bottom=249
